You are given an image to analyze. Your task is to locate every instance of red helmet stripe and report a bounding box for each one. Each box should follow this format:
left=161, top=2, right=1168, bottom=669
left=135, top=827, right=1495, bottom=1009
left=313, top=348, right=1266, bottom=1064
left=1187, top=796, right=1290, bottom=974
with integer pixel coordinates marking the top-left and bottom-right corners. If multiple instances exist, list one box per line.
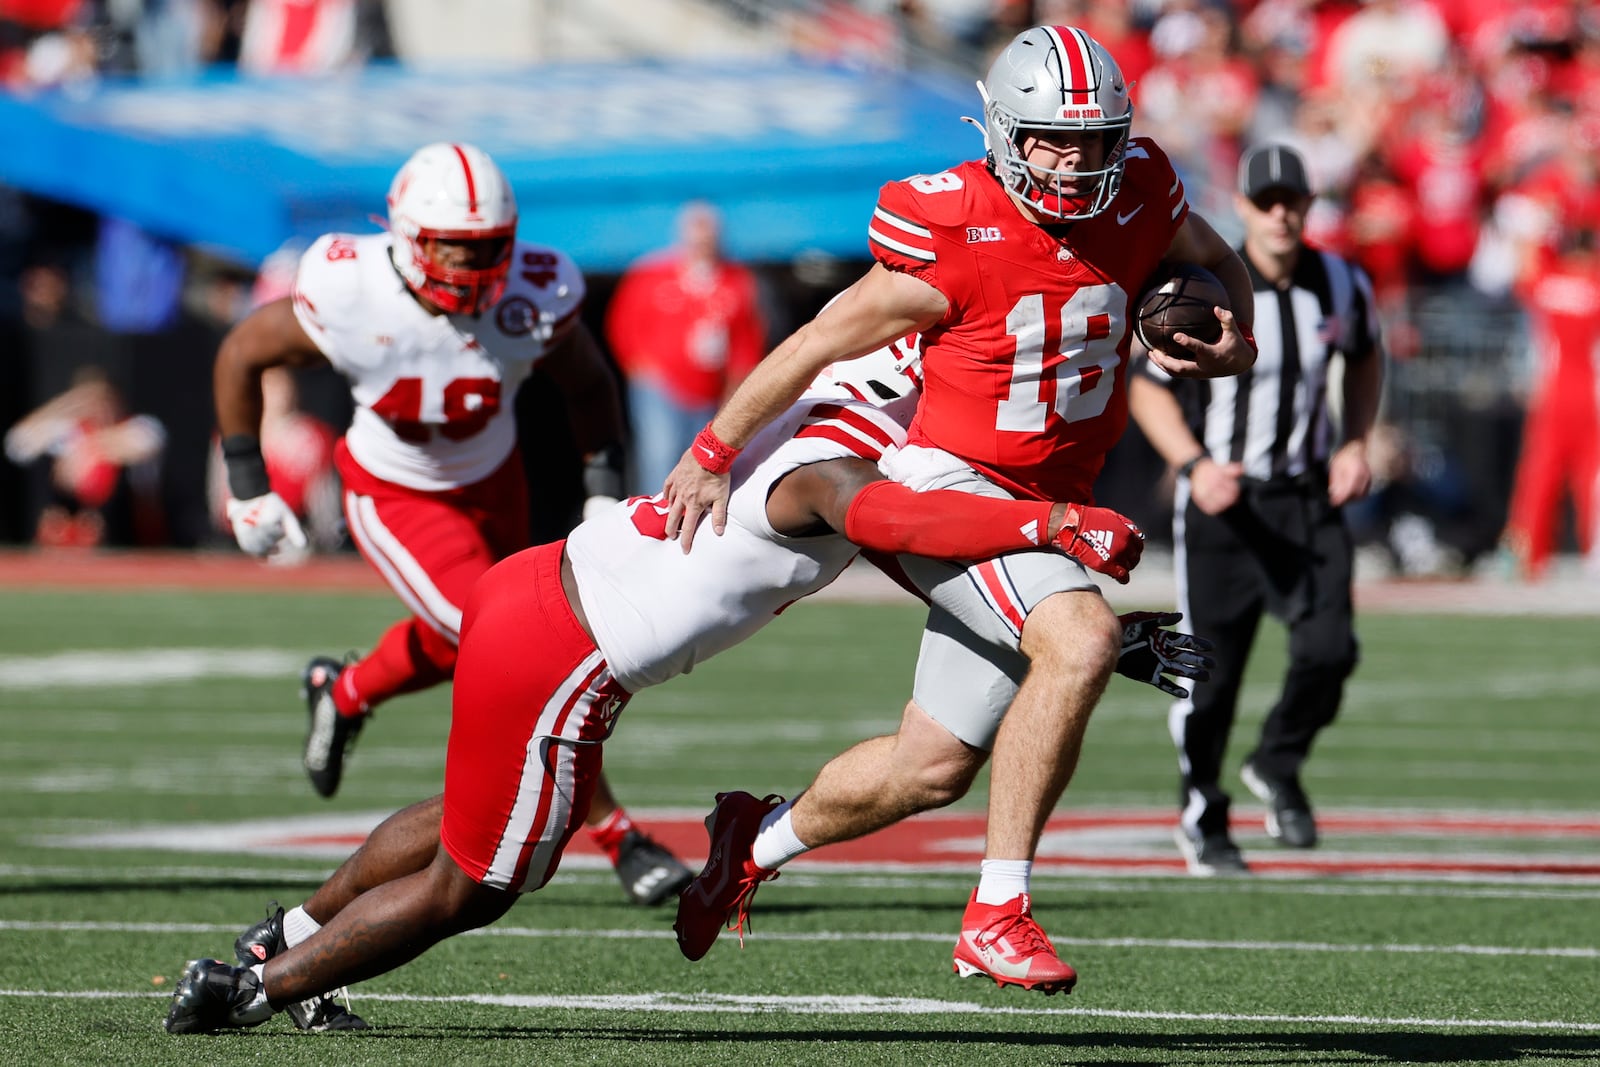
left=449, top=143, right=479, bottom=213
left=1050, top=25, right=1094, bottom=105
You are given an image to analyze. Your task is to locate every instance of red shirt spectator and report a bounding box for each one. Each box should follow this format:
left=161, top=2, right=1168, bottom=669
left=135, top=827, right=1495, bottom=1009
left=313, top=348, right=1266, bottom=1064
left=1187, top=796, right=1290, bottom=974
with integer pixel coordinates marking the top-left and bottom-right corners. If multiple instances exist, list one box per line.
left=1388, top=106, right=1488, bottom=280
left=1501, top=232, right=1600, bottom=577
left=604, top=202, right=767, bottom=493
left=1343, top=158, right=1417, bottom=306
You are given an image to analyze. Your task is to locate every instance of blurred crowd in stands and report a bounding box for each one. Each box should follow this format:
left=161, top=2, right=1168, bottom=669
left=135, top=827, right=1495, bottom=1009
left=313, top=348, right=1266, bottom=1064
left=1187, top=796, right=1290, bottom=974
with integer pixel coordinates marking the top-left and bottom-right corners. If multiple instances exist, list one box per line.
left=2, top=0, right=1598, bottom=579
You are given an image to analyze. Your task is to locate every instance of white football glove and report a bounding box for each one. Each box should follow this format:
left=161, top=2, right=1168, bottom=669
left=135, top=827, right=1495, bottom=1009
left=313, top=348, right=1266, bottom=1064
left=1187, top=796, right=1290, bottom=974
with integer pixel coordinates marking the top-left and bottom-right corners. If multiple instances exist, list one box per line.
left=226, top=492, right=308, bottom=558
left=582, top=494, right=619, bottom=522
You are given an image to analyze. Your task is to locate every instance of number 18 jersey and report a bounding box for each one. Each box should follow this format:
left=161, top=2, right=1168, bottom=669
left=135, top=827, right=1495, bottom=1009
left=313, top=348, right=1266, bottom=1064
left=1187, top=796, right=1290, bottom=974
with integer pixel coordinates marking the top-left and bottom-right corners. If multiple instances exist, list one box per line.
left=868, top=140, right=1187, bottom=502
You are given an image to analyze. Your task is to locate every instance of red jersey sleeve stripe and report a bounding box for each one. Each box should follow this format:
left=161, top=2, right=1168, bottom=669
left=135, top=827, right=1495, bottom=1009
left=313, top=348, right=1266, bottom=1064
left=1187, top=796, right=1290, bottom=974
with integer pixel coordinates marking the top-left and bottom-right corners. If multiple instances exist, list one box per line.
left=794, top=423, right=882, bottom=460
left=805, top=402, right=899, bottom=448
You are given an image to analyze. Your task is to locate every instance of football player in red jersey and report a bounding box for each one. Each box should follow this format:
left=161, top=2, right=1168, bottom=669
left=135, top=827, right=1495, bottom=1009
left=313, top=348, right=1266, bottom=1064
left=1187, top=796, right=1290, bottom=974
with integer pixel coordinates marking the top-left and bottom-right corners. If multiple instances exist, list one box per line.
left=665, top=25, right=1257, bottom=992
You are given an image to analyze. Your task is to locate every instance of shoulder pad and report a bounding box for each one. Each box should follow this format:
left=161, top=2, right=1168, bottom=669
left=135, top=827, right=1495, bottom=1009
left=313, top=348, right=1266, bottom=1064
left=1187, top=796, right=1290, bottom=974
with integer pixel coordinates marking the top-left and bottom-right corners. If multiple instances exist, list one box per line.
left=500, top=241, right=586, bottom=343
left=291, top=233, right=376, bottom=340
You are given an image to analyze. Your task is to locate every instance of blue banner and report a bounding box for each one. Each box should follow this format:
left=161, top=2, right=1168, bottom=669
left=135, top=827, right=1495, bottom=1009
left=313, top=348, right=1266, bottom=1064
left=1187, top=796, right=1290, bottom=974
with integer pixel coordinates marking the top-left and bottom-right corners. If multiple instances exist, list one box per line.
left=3, top=60, right=983, bottom=272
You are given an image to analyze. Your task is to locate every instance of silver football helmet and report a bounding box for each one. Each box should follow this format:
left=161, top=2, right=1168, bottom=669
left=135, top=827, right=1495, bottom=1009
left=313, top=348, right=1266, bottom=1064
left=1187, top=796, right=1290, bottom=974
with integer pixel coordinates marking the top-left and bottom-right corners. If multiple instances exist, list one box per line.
left=975, top=25, right=1133, bottom=221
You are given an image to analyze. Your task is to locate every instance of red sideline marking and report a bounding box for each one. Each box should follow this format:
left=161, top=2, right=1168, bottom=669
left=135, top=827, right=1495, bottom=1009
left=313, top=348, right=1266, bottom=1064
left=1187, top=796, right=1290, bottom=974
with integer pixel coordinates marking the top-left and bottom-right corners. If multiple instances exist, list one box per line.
left=0, top=550, right=384, bottom=592
left=258, top=808, right=1600, bottom=881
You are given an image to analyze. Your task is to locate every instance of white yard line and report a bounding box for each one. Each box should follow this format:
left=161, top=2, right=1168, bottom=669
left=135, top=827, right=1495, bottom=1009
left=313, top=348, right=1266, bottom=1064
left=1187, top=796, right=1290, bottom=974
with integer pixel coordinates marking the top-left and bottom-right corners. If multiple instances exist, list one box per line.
left=7, top=862, right=1600, bottom=900
left=0, top=649, right=303, bottom=689
left=1, top=987, right=1596, bottom=1031
left=2, top=919, right=1595, bottom=960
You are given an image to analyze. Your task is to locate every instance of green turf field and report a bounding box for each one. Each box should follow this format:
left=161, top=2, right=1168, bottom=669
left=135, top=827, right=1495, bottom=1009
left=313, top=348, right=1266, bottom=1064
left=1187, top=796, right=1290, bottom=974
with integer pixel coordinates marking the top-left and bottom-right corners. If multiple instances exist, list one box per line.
left=2, top=584, right=1598, bottom=1065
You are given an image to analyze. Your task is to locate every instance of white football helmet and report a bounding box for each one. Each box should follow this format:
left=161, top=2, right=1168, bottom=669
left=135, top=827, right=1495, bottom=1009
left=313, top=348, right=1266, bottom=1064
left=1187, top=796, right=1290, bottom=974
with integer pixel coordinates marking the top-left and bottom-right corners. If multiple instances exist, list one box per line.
left=810, top=333, right=923, bottom=402
left=976, top=25, right=1133, bottom=221
left=386, top=142, right=517, bottom=315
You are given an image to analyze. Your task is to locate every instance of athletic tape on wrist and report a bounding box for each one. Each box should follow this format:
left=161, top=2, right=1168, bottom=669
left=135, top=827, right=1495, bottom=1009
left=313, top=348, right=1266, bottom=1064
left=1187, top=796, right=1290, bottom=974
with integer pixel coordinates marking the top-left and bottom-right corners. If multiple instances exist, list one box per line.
left=221, top=434, right=271, bottom=501
left=691, top=425, right=740, bottom=475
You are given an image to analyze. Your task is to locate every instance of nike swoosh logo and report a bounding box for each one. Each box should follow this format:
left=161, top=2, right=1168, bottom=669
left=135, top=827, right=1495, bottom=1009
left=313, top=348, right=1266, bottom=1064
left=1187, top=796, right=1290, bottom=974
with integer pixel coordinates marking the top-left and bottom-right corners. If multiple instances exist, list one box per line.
left=698, top=444, right=716, bottom=460
left=691, top=828, right=735, bottom=906
left=1116, top=205, right=1143, bottom=226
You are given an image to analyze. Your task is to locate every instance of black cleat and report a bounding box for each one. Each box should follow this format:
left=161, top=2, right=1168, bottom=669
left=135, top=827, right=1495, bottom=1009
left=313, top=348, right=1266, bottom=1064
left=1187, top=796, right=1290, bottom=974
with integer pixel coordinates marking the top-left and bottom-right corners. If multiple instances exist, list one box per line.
left=302, top=656, right=366, bottom=799
left=233, top=902, right=370, bottom=1032
left=615, top=829, right=694, bottom=906
left=164, top=958, right=272, bottom=1034
left=232, top=902, right=285, bottom=968
left=1241, top=761, right=1319, bottom=848
left=1173, top=825, right=1251, bottom=876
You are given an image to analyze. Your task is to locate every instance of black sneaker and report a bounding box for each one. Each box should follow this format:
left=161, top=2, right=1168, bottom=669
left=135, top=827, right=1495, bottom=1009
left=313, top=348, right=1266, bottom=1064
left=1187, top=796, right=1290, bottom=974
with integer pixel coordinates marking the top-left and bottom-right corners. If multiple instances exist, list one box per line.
left=233, top=902, right=370, bottom=1032
left=1241, top=761, right=1319, bottom=848
left=164, top=958, right=273, bottom=1034
left=302, top=656, right=366, bottom=799
left=615, top=829, right=694, bottom=906
left=1173, top=825, right=1250, bottom=876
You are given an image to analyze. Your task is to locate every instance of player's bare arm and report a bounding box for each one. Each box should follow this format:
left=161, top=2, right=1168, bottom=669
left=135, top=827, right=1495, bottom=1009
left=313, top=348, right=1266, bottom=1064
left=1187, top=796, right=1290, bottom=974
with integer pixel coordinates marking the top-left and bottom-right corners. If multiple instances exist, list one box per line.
left=1328, top=339, right=1384, bottom=507
left=213, top=296, right=329, bottom=438
left=1127, top=375, right=1241, bottom=516
left=662, top=263, right=947, bottom=552
left=1148, top=214, right=1257, bottom=380
left=212, top=295, right=327, bottom=558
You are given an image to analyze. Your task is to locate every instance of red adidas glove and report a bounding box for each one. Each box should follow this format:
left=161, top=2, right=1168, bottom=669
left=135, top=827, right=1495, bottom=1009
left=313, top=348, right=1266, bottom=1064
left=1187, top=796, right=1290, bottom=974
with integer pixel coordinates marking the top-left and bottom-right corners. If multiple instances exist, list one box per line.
left=1053, top=504, right=1145, bottom=584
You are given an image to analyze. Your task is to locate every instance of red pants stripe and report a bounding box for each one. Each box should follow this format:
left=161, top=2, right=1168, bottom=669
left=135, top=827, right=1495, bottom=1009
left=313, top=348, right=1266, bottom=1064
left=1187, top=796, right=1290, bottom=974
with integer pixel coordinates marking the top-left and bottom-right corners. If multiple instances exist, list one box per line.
left=441, top=541, right=630, bottom=891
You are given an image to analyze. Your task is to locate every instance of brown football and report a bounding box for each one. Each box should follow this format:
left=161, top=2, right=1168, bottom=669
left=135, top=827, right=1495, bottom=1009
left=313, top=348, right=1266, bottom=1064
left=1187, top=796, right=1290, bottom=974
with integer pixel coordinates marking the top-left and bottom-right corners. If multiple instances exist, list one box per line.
left=1135, top=264, right=1229, bottom=355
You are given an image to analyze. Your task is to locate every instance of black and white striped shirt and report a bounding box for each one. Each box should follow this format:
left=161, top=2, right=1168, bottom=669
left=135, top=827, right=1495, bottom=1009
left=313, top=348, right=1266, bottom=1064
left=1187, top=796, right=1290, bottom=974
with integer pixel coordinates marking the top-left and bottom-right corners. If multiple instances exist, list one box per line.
left=1143, top=246, right=1382, bottom=482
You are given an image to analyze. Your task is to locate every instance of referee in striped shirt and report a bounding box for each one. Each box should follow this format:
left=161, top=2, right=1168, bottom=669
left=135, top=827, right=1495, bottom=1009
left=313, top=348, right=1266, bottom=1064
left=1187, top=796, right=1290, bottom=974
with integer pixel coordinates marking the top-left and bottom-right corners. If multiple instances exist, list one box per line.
left=1129, top=144, right=1385, bottom=875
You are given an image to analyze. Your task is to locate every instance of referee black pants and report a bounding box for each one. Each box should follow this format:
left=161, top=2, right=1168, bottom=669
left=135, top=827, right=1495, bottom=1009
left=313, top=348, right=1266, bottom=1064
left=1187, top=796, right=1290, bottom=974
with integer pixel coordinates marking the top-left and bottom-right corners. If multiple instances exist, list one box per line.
left=1172, top=476, right=1359, bottom=834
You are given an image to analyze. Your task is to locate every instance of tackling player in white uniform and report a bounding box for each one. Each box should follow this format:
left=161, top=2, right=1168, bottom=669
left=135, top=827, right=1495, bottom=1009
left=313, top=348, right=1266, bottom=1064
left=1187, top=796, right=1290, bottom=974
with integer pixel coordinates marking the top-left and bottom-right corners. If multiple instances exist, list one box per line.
left=211, top=144, right=692, bottom=1028
left=166, top=341, right=1205, bottom=1035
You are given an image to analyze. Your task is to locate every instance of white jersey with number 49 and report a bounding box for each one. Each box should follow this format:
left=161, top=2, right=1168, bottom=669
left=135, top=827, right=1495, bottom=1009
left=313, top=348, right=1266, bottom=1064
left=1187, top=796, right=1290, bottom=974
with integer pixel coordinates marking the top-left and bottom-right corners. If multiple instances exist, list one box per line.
left=291, top=232, right=584, bottom=491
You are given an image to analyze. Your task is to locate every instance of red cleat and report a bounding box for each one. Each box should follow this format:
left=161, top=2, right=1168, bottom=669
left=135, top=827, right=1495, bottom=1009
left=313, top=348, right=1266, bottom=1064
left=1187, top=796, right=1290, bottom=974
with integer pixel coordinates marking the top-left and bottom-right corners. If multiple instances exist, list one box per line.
left=951, top=890, right=1077, bottom=995
left=673, top=791, right=783, bottom=961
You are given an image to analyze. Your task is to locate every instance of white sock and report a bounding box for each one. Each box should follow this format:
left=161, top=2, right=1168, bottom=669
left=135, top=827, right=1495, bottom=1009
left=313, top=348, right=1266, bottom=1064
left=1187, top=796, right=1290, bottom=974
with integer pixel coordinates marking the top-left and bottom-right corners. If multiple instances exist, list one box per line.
left=750, top=799, right=809, bottom=871
left=975, top=859, right=1032, bottom=905
left=283, top=905, right=322, bottom=948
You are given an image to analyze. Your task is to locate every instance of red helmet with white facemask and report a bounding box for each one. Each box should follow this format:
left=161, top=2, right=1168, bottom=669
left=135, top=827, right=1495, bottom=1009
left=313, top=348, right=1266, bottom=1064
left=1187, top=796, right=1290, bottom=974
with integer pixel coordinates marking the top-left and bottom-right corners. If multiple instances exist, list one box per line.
left=386, top=142, right=517, bottom=315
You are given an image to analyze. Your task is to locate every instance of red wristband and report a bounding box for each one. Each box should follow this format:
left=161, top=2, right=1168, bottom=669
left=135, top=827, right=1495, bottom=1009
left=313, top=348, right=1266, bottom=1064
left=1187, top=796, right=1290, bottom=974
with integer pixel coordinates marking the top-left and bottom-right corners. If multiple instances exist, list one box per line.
left=691, top=424, right=740, bottom=475
left=1238, top=325, right=1258, bottom=354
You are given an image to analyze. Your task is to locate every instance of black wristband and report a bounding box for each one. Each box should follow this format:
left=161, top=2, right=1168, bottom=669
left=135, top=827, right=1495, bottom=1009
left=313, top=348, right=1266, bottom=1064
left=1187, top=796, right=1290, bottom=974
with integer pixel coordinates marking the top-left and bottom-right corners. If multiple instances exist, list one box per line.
left=581, top=442, right=626, bottom=500
left=1176, top=453, right=1206, bottom=479
left=221, top=434, right=272, bottom=500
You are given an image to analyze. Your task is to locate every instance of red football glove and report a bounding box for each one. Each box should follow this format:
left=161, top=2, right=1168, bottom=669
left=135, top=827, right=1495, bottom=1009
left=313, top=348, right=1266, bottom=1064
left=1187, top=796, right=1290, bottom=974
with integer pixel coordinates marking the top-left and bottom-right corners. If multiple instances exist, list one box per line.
left=1053, top=503, right=1145, bottom=583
